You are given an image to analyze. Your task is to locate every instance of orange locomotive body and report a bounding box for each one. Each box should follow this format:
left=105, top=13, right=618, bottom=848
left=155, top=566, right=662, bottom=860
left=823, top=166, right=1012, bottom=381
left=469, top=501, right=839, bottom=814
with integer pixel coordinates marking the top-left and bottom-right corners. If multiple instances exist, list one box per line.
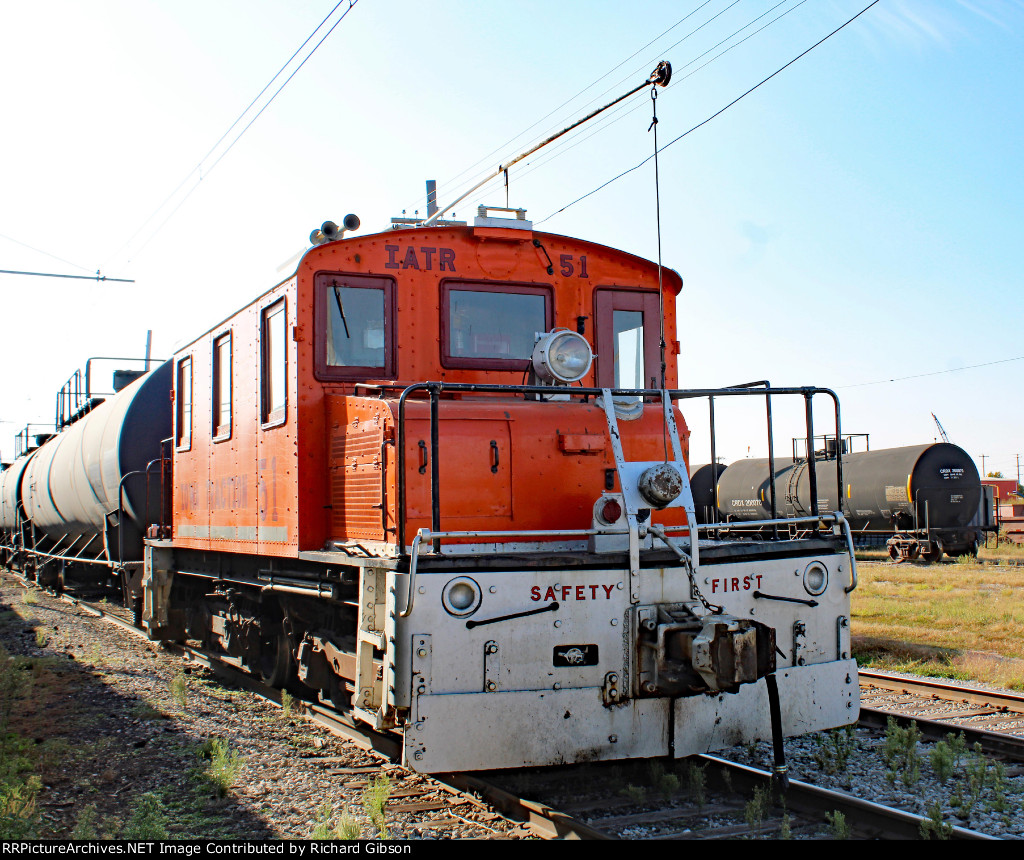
left=139, top=211, right=859, bottom=773
left=168, top=222, right=686, bottom=557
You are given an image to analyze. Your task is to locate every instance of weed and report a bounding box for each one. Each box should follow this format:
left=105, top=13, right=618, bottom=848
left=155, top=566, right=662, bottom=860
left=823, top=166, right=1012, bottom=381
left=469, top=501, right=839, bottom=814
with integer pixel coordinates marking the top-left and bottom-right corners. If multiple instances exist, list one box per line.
left=196, top=738, right=244, bottom=798
left=825, top=809, right=851, bottom=840
left=720, top=768, right=733, bottom=795
left=33, top=629, right=47, bottom=648
left=920, top=800, right=953, bottom=839
left=929, top=740, right=954, bottom=783
left=686, top=762, right=707, bottom=808
left=310, top=802, right=363, bottom=840
left=0, top=777, right=40, bottom=839
left=121, top=793, right=169, bottom=840
left=949, top=742, right=993, bottom=821
left=945, top=731, right=967, bottom=769
left=21, top=590, right=37, bottom=606
left=280, top=690, right=294, bottom=718
left=620, top=784, right=645, bottom=805
left=743, top=785, right=771, bottom=836
left=646, top=761, right=679, bottom=800
left=71, top=804, right=99, bottom=840
left=310, top=803, right=336, bottom=839
left=779, top=812, right=792, bottom=840
left=987, top=760, right=1009, bottom=814
left=362, top=772, right=391, bottom=839
left=170, top=673, right=188, bottom=711
left=881, top=717, right=922, bottom=788
left=657, top=772, right=680, bottom=801
left=335, top=811, right=363, bottom=840
left=953, top=554, right=974, bottom=566
left=813, top=725, right=857, bottom=775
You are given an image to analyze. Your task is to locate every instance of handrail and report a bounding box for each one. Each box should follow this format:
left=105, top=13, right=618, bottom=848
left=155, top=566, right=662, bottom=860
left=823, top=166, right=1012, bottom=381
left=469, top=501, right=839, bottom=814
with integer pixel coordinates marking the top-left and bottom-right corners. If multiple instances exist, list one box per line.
left=393, top=381, right=843, bottom=553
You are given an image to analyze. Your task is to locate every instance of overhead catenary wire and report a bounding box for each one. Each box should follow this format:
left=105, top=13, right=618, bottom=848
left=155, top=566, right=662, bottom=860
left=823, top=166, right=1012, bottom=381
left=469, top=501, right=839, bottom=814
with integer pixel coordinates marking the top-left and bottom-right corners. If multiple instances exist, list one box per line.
left=494, top=0, right=807, bottom=206
left=0, top=269, right=134, bottom=284
left=423, top=0, right=818, bottom=224
left=417, top=0, right=749, bottom=219
left=105, top=0, right=360, bottom=267
left=411, top=0, right=729, bottom=214
left=537, top=0, right=881, bottom=225
left=840, top=354, right=1024, bottom=389
left=0, top=232, right=95, bottom=274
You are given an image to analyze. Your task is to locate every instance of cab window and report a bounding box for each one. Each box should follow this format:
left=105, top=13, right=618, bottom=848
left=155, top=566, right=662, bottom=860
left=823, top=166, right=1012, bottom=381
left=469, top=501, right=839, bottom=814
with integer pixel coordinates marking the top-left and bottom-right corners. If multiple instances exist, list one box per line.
left=441, top=282, right=551, bottom=369
left=315, top=274, right=394, bottom=380
left=594, top=289, right=660, bottom=389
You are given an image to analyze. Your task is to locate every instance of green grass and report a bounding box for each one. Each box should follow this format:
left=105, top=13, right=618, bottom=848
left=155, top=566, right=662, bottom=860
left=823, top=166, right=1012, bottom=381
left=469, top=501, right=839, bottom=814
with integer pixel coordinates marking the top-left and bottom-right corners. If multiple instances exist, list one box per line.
left=852, top=560, right=1024, bottom=689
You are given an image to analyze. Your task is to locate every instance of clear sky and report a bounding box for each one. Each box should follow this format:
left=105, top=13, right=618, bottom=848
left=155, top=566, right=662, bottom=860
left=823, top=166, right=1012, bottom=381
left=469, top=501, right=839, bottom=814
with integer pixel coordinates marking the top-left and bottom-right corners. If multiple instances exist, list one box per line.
left=1, top=1, right=1021, bottom=479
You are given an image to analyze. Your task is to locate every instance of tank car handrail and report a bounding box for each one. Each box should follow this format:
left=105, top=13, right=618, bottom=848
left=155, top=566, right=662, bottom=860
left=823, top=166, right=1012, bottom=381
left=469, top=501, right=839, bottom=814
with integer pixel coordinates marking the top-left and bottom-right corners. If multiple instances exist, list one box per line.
left=116, top=470, right=146, bottom=565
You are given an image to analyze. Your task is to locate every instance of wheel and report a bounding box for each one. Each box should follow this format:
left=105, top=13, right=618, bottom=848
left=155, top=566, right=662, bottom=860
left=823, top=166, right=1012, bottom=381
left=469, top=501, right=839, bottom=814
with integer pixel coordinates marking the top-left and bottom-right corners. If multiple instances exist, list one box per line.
left=922, top=539, right=943, bottom=562
left=258, top=626, right=295, bottom=688
left=888, top=543, right=902, bottom=562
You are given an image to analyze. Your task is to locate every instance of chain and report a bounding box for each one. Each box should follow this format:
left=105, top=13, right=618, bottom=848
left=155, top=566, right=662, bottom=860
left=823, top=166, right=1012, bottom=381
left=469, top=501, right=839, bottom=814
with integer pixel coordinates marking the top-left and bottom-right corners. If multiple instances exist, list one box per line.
left=648, top=525, right=723, bottom=614
left=685, top=558, right=723, bottom=615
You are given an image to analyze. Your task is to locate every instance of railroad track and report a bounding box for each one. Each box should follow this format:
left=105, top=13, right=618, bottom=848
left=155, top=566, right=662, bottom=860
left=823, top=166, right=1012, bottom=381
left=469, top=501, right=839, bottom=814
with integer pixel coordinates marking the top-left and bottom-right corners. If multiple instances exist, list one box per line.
left=859, top=669, right=1024, bottom=762
left=5, top=575, right=1010, bottom=839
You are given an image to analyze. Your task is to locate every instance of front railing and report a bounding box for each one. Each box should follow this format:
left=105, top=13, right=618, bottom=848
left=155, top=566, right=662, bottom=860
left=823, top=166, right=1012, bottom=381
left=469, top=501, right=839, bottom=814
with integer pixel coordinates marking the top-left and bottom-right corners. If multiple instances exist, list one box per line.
left=392, top=382, right=844, bottom=551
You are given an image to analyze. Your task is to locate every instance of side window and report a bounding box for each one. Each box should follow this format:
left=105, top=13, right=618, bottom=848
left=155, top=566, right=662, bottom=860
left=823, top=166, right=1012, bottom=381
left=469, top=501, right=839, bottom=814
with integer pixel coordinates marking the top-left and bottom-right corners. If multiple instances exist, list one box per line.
left=315, top=274, right=395, bottom=380
left=441, top=282, right=551, bottom=369
left=594, top=290, right=660, bottom=389
left=175, top=356, right=192, bottom=450
left=212, top=332, right=232, bottom=440
left=262, top=300, right=287, bottom=426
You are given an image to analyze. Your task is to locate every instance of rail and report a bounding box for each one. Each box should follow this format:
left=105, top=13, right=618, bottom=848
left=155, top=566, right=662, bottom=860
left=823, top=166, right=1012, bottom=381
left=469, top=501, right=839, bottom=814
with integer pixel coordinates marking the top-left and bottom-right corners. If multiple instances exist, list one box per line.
left=395, top=382, right=843, bottom=551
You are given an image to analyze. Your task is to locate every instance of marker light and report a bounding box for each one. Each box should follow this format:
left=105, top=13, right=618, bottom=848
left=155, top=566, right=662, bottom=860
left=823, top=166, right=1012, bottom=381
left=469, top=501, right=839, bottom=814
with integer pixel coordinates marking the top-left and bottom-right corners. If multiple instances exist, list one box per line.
left=531, top=329, right=593, bottom=384
left=442, top=576, right=483, bottom=617
left=803, top=561, right=828, bottom=596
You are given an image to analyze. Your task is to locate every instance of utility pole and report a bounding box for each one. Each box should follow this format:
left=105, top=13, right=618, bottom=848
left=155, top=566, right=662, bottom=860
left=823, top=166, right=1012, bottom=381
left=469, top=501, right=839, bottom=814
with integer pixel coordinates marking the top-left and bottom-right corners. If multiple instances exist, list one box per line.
left=981, top=454, right=987, bottom=477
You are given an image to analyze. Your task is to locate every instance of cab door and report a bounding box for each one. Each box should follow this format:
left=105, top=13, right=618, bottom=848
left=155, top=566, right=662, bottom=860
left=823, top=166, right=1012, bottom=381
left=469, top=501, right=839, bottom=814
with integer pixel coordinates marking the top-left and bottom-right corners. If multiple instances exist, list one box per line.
left=593, top=289, right=661, bottom=389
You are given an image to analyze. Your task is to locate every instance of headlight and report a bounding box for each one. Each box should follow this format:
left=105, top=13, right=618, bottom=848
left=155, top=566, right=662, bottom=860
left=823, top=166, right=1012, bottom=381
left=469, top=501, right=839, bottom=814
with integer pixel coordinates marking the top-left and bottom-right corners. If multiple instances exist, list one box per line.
left=442, top=576, right=482, bottom=617
left=803, top=562, right=828, bottom=596
left=532, top=329, right=593, bottom=384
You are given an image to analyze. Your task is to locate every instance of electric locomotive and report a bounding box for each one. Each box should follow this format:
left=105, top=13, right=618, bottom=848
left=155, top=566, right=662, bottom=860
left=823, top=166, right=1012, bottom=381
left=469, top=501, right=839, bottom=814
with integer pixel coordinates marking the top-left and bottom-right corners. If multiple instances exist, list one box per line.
left=2, top=207, right=860, bottom=772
